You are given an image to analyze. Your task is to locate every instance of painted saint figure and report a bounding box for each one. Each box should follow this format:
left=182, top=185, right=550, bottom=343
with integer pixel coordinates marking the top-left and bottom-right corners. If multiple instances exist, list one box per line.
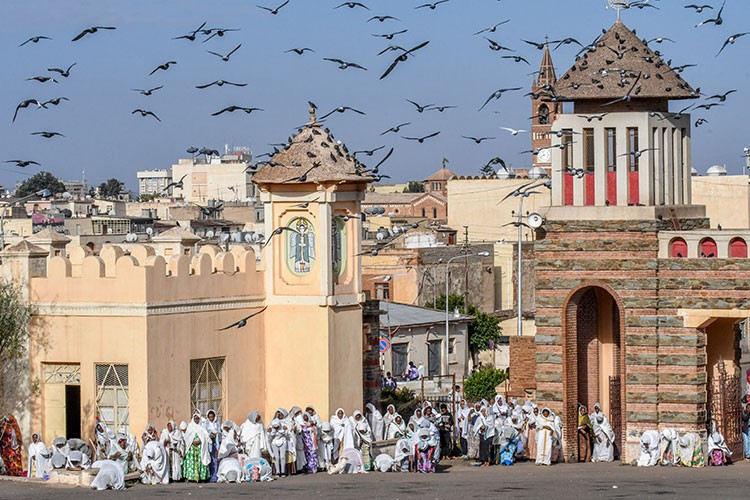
left=289, top=218, right=315, bottom=274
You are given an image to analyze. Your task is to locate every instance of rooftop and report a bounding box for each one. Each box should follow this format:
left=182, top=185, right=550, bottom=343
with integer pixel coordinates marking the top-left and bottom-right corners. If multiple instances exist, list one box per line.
left=556, top=20, right=698, bottom=101
left=425, top=166, right=457, bottom=182
left=363, top=191, right=446, bottom=205
left=379, top=301, right=472, bottom=329
left=252, top=107, right=374, bottom=186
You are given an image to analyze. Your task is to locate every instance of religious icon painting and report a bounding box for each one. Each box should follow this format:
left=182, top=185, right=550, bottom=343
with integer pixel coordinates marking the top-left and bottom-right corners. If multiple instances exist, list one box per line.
left=287, top=217, right=316, bottom=274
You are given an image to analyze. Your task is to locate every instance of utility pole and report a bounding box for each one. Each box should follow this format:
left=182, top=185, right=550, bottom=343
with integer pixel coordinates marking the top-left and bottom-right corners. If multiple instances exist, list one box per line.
left=461, top=226, right=471, bottom=313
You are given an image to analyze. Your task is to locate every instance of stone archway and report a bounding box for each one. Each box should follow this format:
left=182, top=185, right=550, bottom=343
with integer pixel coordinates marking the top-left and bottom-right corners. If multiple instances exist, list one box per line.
left=562, top=284, right=625, bottom=462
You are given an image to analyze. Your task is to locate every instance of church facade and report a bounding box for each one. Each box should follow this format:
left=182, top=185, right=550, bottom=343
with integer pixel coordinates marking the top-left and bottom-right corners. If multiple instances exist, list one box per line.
left=530, top=20, right=750, bottom=463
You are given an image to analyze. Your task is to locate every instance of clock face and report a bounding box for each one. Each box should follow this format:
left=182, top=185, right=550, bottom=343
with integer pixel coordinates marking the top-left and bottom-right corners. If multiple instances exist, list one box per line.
left=537, top=148, right=551, bottom=163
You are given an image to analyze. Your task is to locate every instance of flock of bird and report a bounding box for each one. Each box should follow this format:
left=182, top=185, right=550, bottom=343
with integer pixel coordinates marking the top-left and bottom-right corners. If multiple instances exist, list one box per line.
left=4, top=0, right=749, bottom=186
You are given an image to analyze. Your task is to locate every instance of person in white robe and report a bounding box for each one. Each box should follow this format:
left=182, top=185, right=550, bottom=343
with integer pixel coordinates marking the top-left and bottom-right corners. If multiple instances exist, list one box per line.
left=108, top=434, right=138, bottom=474
left=535, top=408, right=559, bottom=466
left=492, top=395, right=509, bottom=428
left=330, top=408, right=354, bottom=458
left=66, top=450, right=91, bottom=469
left=160, top=420, right=184, bottom=482
left=185, top=411, right=212, bottom=477
left=318, top=422, right=335, bottom=470
left=660, top=428, right=680, bottom=466
left=140, top=435, right=169, bottom=485
left=219, top=421, right=240, bottom=457
left=386, top=414, right=407, bottom=440
left=394, top=437, right=412, bottom=471
left=637, top=430, right=660, bottom=466
left=267, top=419, right=288, bottom=476
left=456, top=400, right=470, bottom=457
left=676, top=432, right=703, bottom=467
left=365, top=403, right=385, bottom=442
left=90, top=460, right=125, bottom=491
left=708, top=430, right=732, bottom=465
left=94, top=421, right=111, bottom=460
left=49, top=437, right=70, bottom=470
left=373, top=453, right=394, bottom=472
left=217, top=440, right=243, bottom=483
left=590, top=405, right=615, bottom=463
left=290, top=407, right=307, bottom=472
left=409, top=408, right=425, bottom=429
left=240, top=411, right=269, bottom=459
left=383, top=405, right=397, bottom=437
left=27, top=432, right=51, bottom=479
left=328, top=448, right=365, bottom=474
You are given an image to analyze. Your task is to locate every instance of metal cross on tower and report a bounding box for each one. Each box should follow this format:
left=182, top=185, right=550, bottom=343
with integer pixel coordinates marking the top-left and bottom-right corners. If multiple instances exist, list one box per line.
left=607, top=0, right=630, bottom=20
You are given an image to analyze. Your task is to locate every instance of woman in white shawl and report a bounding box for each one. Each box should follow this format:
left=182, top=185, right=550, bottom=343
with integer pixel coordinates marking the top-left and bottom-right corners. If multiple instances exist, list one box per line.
left=94, top=421, right=111, bottom=460
left=386, top=414, right=407, bottom=440
left=676, top=432, right=704, bottom=467
left=289, top=407, right=306, bottom=473
left=27, top=432, right=51, bottom=478
left=637, top=430, right=660, bottom=466
left=535, top=408, right=559, bottom=466
left=409, top=408, right=425, bottom=429
left=160, top=420, right=184, bottom=482
left=90, top=460, right=125, bottom=491
left=383, top=405, right=397, bottom=438
left=590, top=404, right=615, bottom=463
left=456, top=400, right=470, bottom=457
left=318, top=422, right=335, bottom=470
left=330, top=408, right=354, bottom=459
left=394, top=437, right=412, bottom=472
left=659, top=428, right=680, bottom=466
left=184, top=411, right=211, bottom=482
left=140, top=433, right=169, bottom=485
left=708, top=429, right=732, bottom=466
left=355, top=421, right=374, bottom=471
left=365, top=403, right=385, bottom=442
left=219, top=421, right=240, bottom=458
left=240, top=411, right=269, bottom=458
left=267, top=418, right=288, bottom=476
left=474, top=406, right=492, bottom=466
left=203, top=409, right=221, bottom=482
left=492, top=395, right=509, bottom=427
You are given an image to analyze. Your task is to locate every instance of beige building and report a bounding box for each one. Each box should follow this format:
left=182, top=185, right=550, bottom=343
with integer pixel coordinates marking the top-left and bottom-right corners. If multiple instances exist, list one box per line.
left=136, top=169, right=172, bottom=197
left=692, top=172, right=750, bottom=229
left=171, top=153, right=256, bottom=203
left=2, top=109, right=370, bottom=447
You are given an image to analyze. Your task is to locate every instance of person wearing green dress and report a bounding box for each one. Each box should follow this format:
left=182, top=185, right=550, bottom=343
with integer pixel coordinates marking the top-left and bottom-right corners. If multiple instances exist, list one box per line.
left=183, top=411, right=210, bottom=482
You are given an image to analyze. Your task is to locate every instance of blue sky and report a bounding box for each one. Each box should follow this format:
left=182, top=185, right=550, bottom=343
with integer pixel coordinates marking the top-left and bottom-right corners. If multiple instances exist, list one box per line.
left=1, top=0, right=748, bottom=190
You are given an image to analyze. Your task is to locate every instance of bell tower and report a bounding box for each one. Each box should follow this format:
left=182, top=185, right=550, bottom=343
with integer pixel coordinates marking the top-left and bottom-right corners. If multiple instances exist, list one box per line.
left=531, top=39, right=559, bottom=172
left=252, top=107, right=372, bottom=417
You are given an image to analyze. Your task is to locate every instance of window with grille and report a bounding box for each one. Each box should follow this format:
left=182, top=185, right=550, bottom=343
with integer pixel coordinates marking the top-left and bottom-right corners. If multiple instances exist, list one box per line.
left=583, top=128, right=595, bottom=172
left=44, top=363, right=81, bottom=385
left=190, top=358, right=225, bottom=421
left=95, top=364, right=129, bottom=434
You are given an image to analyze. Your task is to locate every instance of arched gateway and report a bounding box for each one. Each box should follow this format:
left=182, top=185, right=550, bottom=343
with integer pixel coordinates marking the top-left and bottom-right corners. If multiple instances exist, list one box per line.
left=562, top=284, right=625, bottom=463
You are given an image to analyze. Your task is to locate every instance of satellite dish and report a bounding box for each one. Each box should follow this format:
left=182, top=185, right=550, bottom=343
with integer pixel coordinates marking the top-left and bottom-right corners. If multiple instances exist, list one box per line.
left=220, top=233, right=230, bottom=243
left=375, top=207, right=386, bottom=215
left=527, top=213, right=545, bottom=229
left=251, top=233, right=261, bottom=243
left=125, top=233, right=138, bottom=243
left=146, top=227, right=154, bottom=236
left=376, top=232, right=386, bottom=241
left=62, top=192, right=73, bottom=200
left=231, top=232, right=243, bottom=243
left=244, top=233, right=254, bottom=243
left=107, top=227, right=114, bottom=235
left=206, top=230, right=215, bottom=239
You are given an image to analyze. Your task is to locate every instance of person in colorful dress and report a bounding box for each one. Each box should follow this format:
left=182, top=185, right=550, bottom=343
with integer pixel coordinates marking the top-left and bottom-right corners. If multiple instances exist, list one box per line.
left=183, top=411, right=210, bottom=482
left=0, top=414, right=23, bottom=476
left=300, top=412, right=319, bottom=473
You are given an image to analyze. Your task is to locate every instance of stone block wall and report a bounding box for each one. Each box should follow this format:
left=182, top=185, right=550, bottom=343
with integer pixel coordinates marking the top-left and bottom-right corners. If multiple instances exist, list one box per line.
left=508, top=336, right=537, bottom=397
left=362, top=300, right=383, bottom=407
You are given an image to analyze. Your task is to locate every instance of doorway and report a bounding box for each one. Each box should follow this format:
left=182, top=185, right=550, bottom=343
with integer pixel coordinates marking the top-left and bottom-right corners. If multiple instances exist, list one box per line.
left=563, top=286, right=624, bottom=462
left=65, top=385, right=81, bottom=439
left=428, top=340, right=442, bottom=377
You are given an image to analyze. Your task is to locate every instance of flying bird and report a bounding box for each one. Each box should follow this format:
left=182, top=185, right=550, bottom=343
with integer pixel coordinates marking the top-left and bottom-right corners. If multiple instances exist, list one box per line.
left=12, top=99, right=46, bottom=123
left=406, top=99, right=434, bottom=113
left=353, top=145, right=385, bottom=157
left=319, top=106, right=366, bottom=120
left=696, top=0, right=725, bottom=26
left=42, top=97, right=69, bottom=107
left=286, top=47, right=315, bottom=55
left=26, top=76, right=58, bottom=84
left=131, top=109, right=161, bottom=121
left=372, top=30, right=408, bottom=41
left=336, top=2, right=370, bottom=9
left=706, top=90, right=736, bottom=102
left=500, top=127, right=528, bottom=136
left=473, top=20, right=510, bottom=36
left=212, top=106, right=263, bottom=116
left=202, top=28, right=240, bottom=42
left=19, top=36, right=52, bottom=47
left=323, top=58, right=367, bottom=70
left=282, top=163, right=320, bottom=183
left=31, top=131, right=65, bottom=139
left=416, top=0, right=450, bottom=10
left=149, top=61, right=176, bottom=75
left=217, top=307, right=268, bottom=331
left=207, top=44, right=242, bottom=62
left=257, top=0, right=290, bottom=15
left=502, top=55, right=530, bottom=65
left=381, top=122, right=410, bottom=135
left=71, top=26, right=116, bottom=42
left=132, top=86, right=164, bottom=96
left=195, top=80, right=247, bottom=89
left=163, top=174, right=188, bottom=192
left=47, top=63, right=77, bottom=78
left=368, top=15, right=399, bottom=22
left=173, top=22, right=207, bottom=41
left=478, top=87, right=522, bottom=111
left=4, top=160, right=40, bottom=168
left=485, top=38, right=514, bottom=52
left=717, top=33, right=749, bottom=56
left=578, top=113, right=609, bottom=122
left=262, top=225, right=301, bottom=249
left=462, top=136, right=495, bottom=144
left=402, top=132, right=440, bottom=143
left=380, top=40, right=430, bottom=80
left=685, top=4, right=713, bottom=13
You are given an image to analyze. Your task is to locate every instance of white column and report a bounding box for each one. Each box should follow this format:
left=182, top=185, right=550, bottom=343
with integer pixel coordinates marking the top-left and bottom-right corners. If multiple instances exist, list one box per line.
left=640, top=122, right=653, bottom=206
left=318, top=201, right=333, bottom=298
left=655, top=127, right=665, bottom=205
left=673, top=128, right=683, bottom=205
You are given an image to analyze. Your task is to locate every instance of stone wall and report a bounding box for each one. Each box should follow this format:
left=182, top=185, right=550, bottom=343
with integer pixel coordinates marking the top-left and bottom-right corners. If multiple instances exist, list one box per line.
left=508, top=336, right=537, bottom=397
left=533, top=217, right=750, bottom=463
left=362, top=300, right=383, bottom=407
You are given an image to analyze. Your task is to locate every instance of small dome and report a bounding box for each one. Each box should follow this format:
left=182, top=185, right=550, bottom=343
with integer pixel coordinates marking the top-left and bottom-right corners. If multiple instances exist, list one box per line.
left=496, top=169, right=515, bottom=180
left=528, top=166, right=549, bottom=179
left=706, top=165, right=727, bottom=177
left=691, top=167, right=698, bottom=176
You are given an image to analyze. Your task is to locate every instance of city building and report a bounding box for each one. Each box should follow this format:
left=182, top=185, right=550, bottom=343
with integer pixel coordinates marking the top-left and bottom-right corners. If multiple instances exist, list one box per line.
left=1, top=109, right=370, bottom=445
left=423, top=163, right=456, bottom=197
left=362, top=191, right=447, bottom=222
left=170, top=153, right=257, bottom=203
left=517, top=19, right=750, bottom=465
left=136, top=169, right=172, bottom=197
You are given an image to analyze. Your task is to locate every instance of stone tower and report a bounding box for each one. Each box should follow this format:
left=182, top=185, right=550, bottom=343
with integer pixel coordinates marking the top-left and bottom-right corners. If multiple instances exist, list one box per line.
left=531, top=41, right=559, bottom=172
left=252, top=107, right=372, bottom=417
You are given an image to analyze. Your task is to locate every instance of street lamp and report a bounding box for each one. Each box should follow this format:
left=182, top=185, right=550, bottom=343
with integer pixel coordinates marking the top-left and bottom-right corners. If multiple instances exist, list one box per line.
left=0, top=189, right=53, bottom=253
left=444, top=251, right=490, bottom=375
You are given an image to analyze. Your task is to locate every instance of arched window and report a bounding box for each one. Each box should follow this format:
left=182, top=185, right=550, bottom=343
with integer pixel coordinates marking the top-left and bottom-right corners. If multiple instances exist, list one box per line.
left=700, top=238, right=717, bottom=258
left=669, top=238, right=687, bottom=258
left=538, top=104, right=550, bottom=125
left=730, top=238, right=748, bottom=258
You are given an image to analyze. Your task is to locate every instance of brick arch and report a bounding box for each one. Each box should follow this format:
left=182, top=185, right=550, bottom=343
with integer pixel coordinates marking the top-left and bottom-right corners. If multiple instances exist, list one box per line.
left=561, top=281, right=626, bottom=463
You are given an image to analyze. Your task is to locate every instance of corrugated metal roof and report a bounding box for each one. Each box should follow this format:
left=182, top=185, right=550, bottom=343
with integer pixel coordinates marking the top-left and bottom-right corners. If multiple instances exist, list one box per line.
left=379, top=301, right=473, bottom=328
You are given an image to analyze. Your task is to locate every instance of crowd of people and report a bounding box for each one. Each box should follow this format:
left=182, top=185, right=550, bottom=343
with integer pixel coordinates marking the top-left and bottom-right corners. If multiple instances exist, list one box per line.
left=1, top=395, right=742, bottom=490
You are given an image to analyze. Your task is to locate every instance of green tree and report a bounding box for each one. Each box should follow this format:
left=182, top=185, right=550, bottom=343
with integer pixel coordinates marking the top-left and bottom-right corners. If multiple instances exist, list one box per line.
left=428, top=294, right=502, bottom=355
left=98, top=178, right=125, bottom=199
left=463, top=367, right=507, bottom=402
left=14, top=171, right=66, bottom=198
left=0, top=283, right=34, bottom=410
left=403, top=181, right=425, bottom=193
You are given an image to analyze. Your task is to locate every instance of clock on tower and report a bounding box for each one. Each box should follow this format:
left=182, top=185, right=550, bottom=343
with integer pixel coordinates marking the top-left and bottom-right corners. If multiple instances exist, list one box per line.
left=531, top=40, right=559, bottom=173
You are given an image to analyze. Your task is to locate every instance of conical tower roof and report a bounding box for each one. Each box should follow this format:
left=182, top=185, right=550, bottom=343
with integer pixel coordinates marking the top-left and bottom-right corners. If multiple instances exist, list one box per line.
left=556, top=20, right=698, bottom=101
left=252, top=107, right=374, bottom=186
left=535, top=41, right=557, bottom=87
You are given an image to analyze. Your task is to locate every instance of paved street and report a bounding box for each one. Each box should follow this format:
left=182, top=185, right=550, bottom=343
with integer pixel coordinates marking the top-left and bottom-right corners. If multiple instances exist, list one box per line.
left=2, top=460, right=748, bottom=499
